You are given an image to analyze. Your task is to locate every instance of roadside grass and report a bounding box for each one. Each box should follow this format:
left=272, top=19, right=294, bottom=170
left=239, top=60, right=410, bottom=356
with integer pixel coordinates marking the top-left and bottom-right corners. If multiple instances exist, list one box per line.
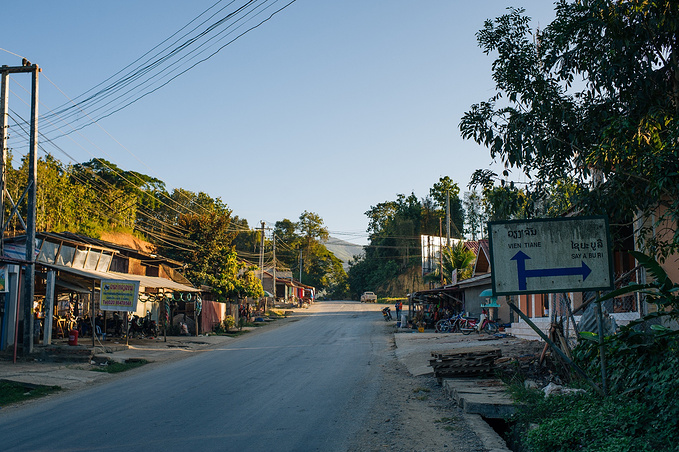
left=91, top=359, right=148, bottom=373
left=222, top=330, right=249, bottom=337
left=266, top=310, right=288, bottom=319
left=0, top=381, right=61, bottom=405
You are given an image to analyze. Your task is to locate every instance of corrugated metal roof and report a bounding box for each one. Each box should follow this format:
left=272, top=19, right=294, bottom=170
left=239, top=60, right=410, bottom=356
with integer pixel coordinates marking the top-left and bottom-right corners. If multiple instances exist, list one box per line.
left=43, top=263, right=200, bottom=292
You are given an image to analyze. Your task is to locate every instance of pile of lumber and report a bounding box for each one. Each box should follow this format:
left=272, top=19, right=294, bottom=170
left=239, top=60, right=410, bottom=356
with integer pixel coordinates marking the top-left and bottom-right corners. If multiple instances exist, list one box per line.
left=429, top=346, right=502, bottom=383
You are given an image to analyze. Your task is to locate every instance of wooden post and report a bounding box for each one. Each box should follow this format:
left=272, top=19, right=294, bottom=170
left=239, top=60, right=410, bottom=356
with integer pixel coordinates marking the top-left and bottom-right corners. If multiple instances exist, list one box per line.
left=596, top=296, right=608, bottom=395
left=507, top=300, right=604, bottom=396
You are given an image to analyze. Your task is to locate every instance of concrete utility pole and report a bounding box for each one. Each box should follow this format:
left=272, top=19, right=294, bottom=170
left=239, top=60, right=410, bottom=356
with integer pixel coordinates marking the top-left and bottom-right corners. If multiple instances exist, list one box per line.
left=272, top=234, right=276, bottom=299
left=446, top=189, right=451, bottom=248
left=259, top=221, right=265, bottom=282
left=1, top=62, right=40, bottom=355
left=1, top=69, right=9, bottom=258
left=439, top=218, right=443, bottom=286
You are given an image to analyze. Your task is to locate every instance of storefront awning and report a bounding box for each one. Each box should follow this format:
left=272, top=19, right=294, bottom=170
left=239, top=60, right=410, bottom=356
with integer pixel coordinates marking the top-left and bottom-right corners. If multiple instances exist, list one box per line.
left=42, top=263, right=200, bottom=293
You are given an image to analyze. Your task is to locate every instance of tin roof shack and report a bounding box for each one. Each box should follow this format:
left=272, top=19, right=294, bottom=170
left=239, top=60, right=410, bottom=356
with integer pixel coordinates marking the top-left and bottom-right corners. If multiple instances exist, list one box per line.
left=408, top=285, right=465, bottom=329
left=0, top=232, right=198, bottom=352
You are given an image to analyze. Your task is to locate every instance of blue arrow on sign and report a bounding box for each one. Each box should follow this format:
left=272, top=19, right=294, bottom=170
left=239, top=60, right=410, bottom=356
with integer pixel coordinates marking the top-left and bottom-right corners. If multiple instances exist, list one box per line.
left=511, top=251, right=592, bottom=291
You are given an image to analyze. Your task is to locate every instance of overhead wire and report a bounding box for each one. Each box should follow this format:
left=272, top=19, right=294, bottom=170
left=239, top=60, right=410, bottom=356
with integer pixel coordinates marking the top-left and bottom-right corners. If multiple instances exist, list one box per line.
left=45, top=0, right=235, bottom=117
left=8, top=72, right=252, bottom=240
left=1, top=0, right=338, bottom=262
left=6, top=94, right=200, bottom=242
left=6, top=111, right=200, bottom=250
left=41, top=0, right=298, bottom=136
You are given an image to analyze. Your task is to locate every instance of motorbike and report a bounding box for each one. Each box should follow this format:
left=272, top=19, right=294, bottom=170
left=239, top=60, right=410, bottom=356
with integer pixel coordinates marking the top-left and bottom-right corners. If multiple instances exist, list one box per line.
left=382, top=306, right=393, bottom=321
left=128, top=312, right=158, bottom=338
left=128, top=314, right=144, bottom=337
left=142, top=311, right=158, bottom=337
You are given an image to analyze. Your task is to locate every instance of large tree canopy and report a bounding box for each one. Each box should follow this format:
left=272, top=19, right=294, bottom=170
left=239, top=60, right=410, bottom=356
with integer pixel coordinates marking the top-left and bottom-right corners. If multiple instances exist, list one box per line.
left=273, top=212, right=347, bottom=297
left=460, top=1, right=679, bottom=257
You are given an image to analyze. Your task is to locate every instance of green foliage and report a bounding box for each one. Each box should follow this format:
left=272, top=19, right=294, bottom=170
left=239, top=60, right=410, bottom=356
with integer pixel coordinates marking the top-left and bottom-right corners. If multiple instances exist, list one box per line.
left=350, top=178, right=465, bottom=297
left=273, top=212, right=348, bottom=297
left=463, top=190, right=485, bottom=239
left=429, top=176, right=464, bottom=235
left=221, top=315, right=235, bottom=332
left=515, top=392, right=667, bottom=452
left=513, top=251, right=679, bottom=451
left=424, top=241, right=476, bottom=285
left=461, top=1, right=679, bottom=256
left=91, top=359, right=149, bottom=373
left=0, top=382, right=60, bottom=406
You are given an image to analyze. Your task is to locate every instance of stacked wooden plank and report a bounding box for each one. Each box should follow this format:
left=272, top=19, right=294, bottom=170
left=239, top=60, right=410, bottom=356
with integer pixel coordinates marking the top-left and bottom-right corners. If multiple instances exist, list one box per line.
left=429, top=346, right=502, bottom=383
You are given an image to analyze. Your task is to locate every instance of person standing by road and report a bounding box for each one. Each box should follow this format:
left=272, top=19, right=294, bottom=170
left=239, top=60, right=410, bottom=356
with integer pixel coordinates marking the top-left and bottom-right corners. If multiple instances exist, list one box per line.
left=395, top=300, right=402, bottom=321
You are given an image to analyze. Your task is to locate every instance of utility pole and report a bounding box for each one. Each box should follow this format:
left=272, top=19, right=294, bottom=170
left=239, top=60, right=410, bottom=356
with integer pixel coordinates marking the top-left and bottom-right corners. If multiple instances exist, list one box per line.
left=299, top=248, right=302, bottom=283
left=446, top=189, right=451, bottom=248
left=272, top=234, right=276, bottom=299
left=0, top=68, right=8, bottom=354
left=259, top=221, right=265, bottom=282
left=1, top=68, right=8, bottom=258
left=1, top=62, right=40, bottom=355
left=439, top=217, right=443, bottom=286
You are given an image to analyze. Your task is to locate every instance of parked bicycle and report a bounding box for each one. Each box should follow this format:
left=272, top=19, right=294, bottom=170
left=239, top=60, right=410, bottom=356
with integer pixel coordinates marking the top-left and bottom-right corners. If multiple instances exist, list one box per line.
left=435, top=313, right=464, bottom=333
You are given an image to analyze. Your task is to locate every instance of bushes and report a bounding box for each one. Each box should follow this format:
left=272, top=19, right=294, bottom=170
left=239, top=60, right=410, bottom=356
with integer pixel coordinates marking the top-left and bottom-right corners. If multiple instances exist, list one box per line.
left=509, top=251, right=679, bottom=451
left=212, top=315, right=235, bottom=334
left=514, top=390, right=668, bottom=452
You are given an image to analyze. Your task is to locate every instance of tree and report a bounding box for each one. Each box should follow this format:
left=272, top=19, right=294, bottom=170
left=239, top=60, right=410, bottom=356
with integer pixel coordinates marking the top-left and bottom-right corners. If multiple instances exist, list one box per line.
left=460, top=1, right=679, bottom=258
left=463, top=190, right=485, bottom=240
left=425, top=241, right=476, bottom=285
left=429, top=176, right=464, bottom=237
left=445, top=241, right=476, bottom=281
left=272, top=212, right=347, bottom=297
left=162, top=196, right=263, bottom=301
left=467, top=169, right=531, bottom=222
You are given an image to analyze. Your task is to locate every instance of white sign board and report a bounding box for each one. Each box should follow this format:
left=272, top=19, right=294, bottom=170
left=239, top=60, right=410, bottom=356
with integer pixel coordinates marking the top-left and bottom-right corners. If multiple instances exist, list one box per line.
left=488, top=217, right=613, bottom=296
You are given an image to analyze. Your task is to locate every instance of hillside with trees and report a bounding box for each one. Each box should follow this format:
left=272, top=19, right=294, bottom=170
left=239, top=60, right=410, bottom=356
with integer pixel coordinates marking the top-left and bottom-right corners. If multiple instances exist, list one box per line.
left=347, top=176, right=468, bottom=299
left=3, top=153, right=346, bottom=300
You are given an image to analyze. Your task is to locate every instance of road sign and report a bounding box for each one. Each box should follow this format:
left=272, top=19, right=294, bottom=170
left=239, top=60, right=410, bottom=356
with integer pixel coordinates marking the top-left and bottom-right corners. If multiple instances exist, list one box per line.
left=488, top=217, right=614, bottom=296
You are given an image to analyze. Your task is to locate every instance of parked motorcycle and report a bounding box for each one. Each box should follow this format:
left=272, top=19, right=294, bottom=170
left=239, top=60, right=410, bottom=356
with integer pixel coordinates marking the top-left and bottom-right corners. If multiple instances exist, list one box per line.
left=128, top=312, right=158, bottom=338
left=382, top=306, right=393, bottom=321
left=128, top=314, right=144, bottom=338
left=142, top=311, right=158, bottom=337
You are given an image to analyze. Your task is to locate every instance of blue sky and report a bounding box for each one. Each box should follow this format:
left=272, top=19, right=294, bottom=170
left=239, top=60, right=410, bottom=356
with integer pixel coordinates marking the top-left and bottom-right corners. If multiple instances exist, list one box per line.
left=2, top=1, right=557, bottom=245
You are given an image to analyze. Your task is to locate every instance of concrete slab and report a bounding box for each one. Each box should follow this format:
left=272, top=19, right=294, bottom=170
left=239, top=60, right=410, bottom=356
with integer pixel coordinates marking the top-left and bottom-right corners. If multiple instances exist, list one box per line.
left=442, top=378, right=516, bottom=419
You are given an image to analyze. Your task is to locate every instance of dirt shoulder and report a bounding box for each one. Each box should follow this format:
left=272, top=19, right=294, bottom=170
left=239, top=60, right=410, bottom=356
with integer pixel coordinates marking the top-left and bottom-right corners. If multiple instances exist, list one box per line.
left=348, top=327, right=545, bottom=452
left=348, top=326, right=488, bottom=452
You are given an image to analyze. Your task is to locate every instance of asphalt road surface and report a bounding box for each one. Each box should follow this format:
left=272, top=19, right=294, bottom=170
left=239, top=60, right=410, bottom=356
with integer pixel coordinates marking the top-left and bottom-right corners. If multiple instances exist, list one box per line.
left=0, top=301, right=389, bottom=452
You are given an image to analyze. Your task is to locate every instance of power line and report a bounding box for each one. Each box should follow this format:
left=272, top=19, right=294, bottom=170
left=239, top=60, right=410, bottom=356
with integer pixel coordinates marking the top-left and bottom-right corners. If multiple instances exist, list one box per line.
left=40, top=0, right=298, bottom=137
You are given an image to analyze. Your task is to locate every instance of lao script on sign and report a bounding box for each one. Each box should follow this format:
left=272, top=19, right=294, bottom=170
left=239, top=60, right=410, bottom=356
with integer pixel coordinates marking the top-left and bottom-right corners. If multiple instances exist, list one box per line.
left=488, top=217, right=614, bottom=296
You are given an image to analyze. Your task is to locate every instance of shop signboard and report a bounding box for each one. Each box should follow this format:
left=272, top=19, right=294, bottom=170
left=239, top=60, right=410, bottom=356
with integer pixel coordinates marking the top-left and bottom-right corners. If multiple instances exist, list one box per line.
left=488, top=216, right=614, bottom=296
left=100, top=279, right=140, bottom=312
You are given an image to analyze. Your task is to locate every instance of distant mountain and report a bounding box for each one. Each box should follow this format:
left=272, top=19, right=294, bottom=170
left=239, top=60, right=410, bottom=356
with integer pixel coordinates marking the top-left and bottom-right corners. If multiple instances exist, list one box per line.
left=324, top=237, right=365, bottom=270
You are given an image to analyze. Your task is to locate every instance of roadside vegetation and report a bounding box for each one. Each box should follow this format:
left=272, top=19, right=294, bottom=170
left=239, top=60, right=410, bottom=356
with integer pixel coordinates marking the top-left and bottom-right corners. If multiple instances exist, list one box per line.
left=465, top=2, right=679, bottom=449
left=91, top=359, right=149, bottom=374
left=0, top=381, right=60, bottom=405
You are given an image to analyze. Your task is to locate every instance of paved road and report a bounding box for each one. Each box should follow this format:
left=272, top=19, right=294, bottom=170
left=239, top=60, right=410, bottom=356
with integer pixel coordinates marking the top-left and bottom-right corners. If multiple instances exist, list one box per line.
left=0, top=301, right=390, bottom=452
